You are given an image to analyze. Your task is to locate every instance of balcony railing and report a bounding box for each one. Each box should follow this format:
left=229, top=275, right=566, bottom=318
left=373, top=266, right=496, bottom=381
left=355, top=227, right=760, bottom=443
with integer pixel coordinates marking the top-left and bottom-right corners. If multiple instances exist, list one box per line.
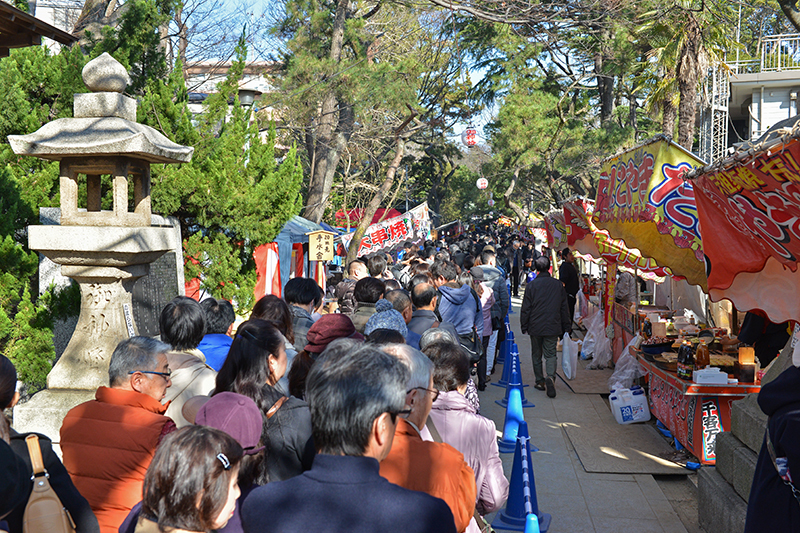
left=729, top=34, right=800, bottom=74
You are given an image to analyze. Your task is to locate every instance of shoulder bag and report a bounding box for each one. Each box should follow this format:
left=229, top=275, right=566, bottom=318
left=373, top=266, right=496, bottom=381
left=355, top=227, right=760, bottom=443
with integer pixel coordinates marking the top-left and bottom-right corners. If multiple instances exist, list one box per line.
left=23, top=434, right=76, bottom=533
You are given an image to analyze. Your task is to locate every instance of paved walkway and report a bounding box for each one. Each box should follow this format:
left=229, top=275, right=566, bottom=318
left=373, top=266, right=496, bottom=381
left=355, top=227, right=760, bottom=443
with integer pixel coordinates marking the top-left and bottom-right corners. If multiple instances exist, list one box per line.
left=477, top=296, right=698, bottom=533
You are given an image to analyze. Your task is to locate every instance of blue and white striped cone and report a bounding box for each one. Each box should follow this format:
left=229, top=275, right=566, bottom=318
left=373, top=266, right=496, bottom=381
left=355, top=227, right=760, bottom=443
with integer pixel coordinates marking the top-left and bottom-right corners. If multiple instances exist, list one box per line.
left=493, top=423, right=551, bottom=531
left=496, top=369, right=534, bottom=408
left=494, top=342, right=515, bottom=387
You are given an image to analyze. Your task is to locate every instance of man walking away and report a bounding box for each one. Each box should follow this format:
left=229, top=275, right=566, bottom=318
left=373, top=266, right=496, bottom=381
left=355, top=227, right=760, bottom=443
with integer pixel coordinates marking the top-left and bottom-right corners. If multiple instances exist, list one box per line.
left=519, top=257, right=571, bottom=398
left=558, top=248, right=580, bottom=330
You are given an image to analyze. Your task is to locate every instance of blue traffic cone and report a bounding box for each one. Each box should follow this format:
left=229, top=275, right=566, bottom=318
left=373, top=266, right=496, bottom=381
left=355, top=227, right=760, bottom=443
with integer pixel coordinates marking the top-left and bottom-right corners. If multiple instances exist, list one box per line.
left=496, top=370, right=534, bottom=408
left=493, top=425, right=551, bottom=532
left=500, top=418, right=537, bottom=454
left=524, top=514, right=541, bottom=533
left=496, top=343, right=528, bottom=388
left=497, top=330, right=514, bottom=365
left=497, top=387, right=525, bottom=453
left=494, top=343, right=515, bottom=387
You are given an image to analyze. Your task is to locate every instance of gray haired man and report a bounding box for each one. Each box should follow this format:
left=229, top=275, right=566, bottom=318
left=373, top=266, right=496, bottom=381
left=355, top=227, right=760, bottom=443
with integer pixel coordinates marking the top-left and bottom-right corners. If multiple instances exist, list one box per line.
left=242, top=342, right=456, bottom=533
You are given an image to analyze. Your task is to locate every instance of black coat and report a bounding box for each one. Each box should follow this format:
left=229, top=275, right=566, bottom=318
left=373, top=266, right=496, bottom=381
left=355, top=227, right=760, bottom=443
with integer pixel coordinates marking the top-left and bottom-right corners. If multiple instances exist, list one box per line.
left=6, top=430, right=100, bottom=533
left=261, top=385, right=315, bottom=482
left=519, top=272, right=571, bottom=337
left=746, top=366, right=800, bottom=532
left=241, top=454, right=456, bottom=533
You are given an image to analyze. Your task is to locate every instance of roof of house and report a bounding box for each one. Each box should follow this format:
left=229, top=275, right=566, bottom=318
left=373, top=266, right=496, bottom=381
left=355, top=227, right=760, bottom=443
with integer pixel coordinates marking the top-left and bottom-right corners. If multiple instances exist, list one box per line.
left=0, top=2, right=76, bottom=57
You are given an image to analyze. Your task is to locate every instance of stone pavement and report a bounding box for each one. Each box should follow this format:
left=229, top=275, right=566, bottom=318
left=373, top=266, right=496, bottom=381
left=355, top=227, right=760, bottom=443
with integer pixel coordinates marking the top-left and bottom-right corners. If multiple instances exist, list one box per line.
left=477, top=296, right=700, bottom=533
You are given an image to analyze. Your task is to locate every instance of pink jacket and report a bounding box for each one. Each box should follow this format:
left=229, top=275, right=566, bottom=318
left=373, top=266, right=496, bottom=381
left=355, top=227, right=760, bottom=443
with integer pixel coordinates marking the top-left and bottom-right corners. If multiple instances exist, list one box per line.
left=479, top=283, right=495, bottom=336
left=427, top=390, right=509, bottom=516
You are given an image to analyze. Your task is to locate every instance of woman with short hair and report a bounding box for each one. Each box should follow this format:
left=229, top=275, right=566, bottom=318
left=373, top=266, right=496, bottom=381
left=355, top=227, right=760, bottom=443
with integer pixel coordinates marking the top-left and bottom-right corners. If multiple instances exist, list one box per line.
left=136, top=425, right=242, bottom=533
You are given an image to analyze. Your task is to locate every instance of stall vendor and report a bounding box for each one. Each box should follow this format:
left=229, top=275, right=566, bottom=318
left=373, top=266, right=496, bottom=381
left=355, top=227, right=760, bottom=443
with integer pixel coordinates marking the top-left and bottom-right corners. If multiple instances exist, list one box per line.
left=720, top=311, right=791, bottom=367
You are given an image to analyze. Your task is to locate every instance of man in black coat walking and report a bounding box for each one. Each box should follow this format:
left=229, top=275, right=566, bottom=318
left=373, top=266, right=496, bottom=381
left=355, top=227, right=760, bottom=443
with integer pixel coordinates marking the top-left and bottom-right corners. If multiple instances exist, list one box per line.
left=520, top=256, right=571, bottom=398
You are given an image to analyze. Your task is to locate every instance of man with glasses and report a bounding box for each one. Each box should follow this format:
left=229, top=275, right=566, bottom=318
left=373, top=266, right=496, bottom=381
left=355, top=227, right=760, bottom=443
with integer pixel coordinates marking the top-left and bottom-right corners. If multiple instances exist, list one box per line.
left=242, top=340, right=456, bottom=533
left=379, top=344, right=477, bottom=533
left=61, top=337, right=176, bottom=533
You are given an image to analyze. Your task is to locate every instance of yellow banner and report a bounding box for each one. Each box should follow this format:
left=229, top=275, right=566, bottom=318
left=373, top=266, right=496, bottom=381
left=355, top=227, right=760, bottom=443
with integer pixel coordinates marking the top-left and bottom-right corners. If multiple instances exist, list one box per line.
left=594, top=137, right=707, bottom=289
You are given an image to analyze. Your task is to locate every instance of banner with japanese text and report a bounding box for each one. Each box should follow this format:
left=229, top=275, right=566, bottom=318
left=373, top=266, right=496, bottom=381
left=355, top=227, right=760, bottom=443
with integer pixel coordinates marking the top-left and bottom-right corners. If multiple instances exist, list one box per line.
left=563, top=199, right=670, bottom=281
left=690, top=135, right=800, bottom=322
left=340, top=202, right=432, bottom=258
left=594, top=136, right=707, bottom=289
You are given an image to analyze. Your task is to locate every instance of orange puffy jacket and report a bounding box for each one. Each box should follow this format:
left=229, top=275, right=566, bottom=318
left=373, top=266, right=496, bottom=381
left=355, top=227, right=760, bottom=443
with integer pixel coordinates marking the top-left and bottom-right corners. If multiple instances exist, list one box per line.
left=60, top=387, right=172, bottom=533
left=380, top=418, right=477, bottom=533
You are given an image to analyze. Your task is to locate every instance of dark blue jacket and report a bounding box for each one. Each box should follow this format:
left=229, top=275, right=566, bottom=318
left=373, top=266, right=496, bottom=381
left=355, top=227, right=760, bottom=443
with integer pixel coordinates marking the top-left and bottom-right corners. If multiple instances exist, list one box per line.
left=746, top=365, right=800, bottom=532
left=438, top=283, right=483, bottom=338
left=241, top=454, right=456, bottom=533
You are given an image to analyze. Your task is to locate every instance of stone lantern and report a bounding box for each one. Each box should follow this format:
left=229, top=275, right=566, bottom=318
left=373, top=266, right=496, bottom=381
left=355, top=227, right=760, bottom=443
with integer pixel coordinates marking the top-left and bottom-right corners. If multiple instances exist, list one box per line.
left=9, top=53, right=193, bottom=438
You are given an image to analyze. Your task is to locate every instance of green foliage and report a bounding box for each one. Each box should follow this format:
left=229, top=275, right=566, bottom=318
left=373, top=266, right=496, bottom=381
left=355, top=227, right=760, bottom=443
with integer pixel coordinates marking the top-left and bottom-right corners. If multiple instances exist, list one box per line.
left=0, top=45, right=89, bottom=390
left=86, top=0, right=177, bottom=93
left=150, top=34, right=303, bottom=309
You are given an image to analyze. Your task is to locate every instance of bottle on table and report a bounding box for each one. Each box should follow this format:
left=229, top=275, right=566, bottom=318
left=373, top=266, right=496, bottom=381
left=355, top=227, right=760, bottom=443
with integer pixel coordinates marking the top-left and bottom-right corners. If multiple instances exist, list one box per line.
left=677, top=341, right=695, bottom=380
left=642, top=317, right=652, bottom=340
left=695, top=339, right=709, bottom=370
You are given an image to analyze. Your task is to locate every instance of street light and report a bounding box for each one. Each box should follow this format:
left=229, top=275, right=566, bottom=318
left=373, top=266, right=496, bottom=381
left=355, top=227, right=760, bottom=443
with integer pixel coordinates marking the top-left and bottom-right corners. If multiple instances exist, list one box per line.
left=238, top=88, right=259, bottom=107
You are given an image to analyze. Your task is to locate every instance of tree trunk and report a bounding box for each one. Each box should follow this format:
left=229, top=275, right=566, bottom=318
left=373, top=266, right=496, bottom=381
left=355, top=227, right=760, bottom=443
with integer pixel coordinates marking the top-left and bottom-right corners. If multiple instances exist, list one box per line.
left=175, top=5, right=188, bottom=79
left=594, top=7, right=615, bottom=124
left=303, top=0, right=350, bottom=223
left=662, top=95, right=677, bottom=138
left=677, top=17, right=701, bottom=152
left=346, top=139, right=406, bottom=264
left=778, top=0, right=800, bottom=32
left=503, top=168, right=529, bottom=222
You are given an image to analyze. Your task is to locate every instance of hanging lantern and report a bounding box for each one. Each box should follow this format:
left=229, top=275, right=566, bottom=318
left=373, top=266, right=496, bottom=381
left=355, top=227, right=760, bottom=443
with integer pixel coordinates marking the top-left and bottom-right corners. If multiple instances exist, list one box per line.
left=488, top=199, right=495, bottom=207
left=476, top=177, right=488, bottom=189
left=461, top=125, right=478, bottom=147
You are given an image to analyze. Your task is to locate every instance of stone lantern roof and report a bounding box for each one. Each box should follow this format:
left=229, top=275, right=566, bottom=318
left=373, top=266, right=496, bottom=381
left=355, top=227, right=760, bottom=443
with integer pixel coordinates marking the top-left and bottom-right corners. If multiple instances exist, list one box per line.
left=8, top=53, right=193, bottom=164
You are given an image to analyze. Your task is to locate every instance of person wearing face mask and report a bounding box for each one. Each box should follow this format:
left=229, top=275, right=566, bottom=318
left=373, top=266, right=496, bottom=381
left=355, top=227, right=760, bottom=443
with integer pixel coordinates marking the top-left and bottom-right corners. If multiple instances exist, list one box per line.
left=214, top=320, right=315, bottom=483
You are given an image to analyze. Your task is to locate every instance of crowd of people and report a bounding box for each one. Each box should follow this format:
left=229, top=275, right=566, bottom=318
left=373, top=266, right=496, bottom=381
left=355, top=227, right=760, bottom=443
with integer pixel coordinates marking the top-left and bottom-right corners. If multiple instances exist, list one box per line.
left=0, top=229, right=583, bottom=533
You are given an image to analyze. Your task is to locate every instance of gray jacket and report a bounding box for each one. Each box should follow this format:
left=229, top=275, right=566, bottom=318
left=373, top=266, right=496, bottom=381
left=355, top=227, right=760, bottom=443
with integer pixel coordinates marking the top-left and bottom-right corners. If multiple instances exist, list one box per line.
left=480, top=265, right=509, bottom=321
left=291, top=305, right=315, bottom=354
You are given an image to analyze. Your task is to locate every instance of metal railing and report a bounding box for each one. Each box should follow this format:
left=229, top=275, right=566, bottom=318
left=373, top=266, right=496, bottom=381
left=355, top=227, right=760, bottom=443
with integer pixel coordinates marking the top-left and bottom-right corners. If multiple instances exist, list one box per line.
left=729, top=34, right=800, bottom=73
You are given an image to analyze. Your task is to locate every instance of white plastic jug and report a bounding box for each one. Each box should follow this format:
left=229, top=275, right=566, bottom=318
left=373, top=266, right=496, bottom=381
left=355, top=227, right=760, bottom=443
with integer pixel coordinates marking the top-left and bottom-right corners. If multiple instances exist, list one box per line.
left=609, top=386, right=651, bottom=425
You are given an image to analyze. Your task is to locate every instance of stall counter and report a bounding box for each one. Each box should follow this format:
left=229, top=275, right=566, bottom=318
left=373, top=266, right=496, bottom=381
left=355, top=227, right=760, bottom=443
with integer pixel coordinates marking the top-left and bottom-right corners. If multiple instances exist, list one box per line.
left=636, top=353, right=760, bottom=465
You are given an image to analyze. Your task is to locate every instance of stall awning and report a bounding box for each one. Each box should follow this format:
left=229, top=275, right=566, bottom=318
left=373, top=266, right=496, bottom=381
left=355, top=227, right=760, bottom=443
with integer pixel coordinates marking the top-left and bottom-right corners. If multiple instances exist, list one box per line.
left=340, top=202, right=432, bottom=257
left=593, top=135, right=707, bottom=289
left=563, top=198, right=670, bottom=281
left=335, top=208, right=402, bottom=226
left=687, top=115, right=800, bottom=322
left=544, top=210, right=568, bottom=250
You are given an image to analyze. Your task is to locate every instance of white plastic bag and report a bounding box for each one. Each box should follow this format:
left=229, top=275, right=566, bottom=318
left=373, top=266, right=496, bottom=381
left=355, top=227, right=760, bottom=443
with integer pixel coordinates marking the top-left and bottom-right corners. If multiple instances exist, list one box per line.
left=561, top=332, right=580, bottom=380
left=585, top=318, right=612, bottom=369
left=580, top=312, right=602, bottom=359
left=608, top=335, right=646, bottom=391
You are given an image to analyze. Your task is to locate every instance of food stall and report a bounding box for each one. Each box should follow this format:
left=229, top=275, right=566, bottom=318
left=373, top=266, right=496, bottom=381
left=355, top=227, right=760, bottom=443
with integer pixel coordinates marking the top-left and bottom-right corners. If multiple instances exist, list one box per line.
left=588, top=135, right=769, bottom=463
left=562, top=198, right=670, bottom=361
left=636, top=352, right=760, bottom=464
left=686, top=116, right=800, bottom=324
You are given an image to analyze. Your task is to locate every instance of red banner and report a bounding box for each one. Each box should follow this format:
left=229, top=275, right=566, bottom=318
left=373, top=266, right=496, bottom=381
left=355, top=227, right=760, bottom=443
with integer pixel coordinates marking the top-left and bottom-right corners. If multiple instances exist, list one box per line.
left=690, top=137, right=800, bottom=321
